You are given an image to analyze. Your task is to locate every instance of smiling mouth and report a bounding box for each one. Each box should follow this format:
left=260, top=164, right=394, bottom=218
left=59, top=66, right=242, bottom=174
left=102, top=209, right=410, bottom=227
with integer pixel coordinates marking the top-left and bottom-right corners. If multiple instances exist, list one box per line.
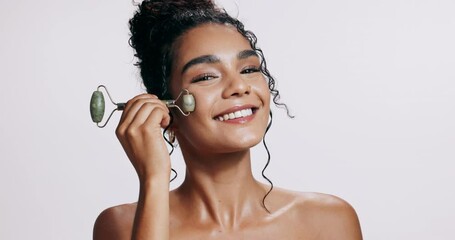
left=214, top=108, right=257, bottom=121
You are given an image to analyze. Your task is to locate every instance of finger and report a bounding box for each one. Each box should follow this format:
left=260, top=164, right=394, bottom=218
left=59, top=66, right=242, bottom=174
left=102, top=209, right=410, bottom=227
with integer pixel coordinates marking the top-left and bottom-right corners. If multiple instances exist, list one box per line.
left=128, top=102, right=169, bottom=131
left=120, top=94, right=159, bottom=121
left=120, top=97, right=168, bottom=127
left=143, top=107, right=171, bottom=131
left=117, top=98, right=165, bottom=141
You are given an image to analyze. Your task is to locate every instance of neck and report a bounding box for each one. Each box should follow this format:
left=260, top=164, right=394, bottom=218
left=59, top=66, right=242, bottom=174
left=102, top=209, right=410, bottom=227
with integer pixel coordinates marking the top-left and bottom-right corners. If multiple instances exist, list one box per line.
left=175, top=149, right=267, bottom=229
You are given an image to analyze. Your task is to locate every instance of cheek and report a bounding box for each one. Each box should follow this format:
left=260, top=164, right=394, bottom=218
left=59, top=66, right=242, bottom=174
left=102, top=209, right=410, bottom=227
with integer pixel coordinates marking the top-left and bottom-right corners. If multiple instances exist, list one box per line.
left=193, top=90, right=218, bottom=114
left=256, top=78, right=271, bottom=107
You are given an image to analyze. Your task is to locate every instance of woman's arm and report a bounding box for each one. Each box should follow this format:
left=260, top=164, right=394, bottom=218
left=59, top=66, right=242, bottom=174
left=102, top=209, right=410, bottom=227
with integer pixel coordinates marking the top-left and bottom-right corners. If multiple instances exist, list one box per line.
left=94, top=94, right=172, bottom=240
left=132, top=175, right=170, bottom=239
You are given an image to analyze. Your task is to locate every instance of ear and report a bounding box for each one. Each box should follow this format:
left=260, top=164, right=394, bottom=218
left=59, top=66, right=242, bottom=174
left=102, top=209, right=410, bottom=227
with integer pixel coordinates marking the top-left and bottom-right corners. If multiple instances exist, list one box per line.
left=167, top=122, right=179, bottom=135
left=168, top=125, right=179, bottom=133
left=168, top=112, right=181, bottom=133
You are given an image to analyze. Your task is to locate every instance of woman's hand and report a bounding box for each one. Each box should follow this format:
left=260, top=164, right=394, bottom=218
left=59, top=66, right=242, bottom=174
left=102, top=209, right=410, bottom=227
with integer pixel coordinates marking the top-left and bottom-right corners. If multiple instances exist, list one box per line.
left=116, top=94, right=172, bottom=183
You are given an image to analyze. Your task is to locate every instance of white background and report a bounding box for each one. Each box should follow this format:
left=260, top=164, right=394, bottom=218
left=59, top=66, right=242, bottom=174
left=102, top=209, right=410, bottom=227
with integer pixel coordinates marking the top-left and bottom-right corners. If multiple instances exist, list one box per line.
left=1, top=0, right=454, bottom=239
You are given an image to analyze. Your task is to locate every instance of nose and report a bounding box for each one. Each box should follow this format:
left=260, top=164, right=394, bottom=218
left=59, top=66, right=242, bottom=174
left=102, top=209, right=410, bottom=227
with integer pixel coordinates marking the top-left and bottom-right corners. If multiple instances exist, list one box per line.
left=222, top=73, right=251, bottom=98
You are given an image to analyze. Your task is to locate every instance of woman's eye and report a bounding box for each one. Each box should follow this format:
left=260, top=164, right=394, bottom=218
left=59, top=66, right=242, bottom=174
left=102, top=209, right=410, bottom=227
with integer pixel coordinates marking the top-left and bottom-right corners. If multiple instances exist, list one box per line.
left=241, top=66, right=260, bottom=74
left=191, top=73, right=218, bottom=83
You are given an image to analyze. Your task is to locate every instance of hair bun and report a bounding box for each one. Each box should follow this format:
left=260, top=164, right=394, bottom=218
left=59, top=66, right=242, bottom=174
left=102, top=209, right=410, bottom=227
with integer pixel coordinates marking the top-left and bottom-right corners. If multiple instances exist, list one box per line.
left=141, top=0, right=216, bottom=16
left=129, top=0, right=229, bottom=98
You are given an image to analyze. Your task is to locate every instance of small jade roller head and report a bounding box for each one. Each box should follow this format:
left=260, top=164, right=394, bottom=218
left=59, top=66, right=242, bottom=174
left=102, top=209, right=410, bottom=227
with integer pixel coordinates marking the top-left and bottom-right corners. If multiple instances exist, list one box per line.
left=182, top=93, right=196, bottom=113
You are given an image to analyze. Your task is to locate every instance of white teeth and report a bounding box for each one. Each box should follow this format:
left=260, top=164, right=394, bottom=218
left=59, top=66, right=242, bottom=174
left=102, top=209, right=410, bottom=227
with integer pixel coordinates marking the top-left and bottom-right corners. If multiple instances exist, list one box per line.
left=216, top=108, right=254, bottom=121
left=241, top=109, right=247, bottom=116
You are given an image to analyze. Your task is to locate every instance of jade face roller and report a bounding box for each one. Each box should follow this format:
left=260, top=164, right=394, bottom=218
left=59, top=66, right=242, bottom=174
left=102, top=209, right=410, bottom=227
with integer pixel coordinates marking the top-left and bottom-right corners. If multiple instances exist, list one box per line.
left=90, top=85, right=195, bottom=128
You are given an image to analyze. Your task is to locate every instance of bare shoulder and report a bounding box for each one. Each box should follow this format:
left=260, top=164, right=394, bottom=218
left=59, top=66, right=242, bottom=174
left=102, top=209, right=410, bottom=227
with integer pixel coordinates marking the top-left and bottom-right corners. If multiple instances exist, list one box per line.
left=292, top=192, right=357, bottom=215
left=93, top=203, right=137, bottom=240
left=267, top=188, right=362, bottom=239
left=292, top=191, right=363, bottom=239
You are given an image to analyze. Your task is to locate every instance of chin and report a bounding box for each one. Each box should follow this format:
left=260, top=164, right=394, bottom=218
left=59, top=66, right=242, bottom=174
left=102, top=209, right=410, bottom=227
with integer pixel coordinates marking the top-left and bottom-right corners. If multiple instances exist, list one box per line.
left=221, top=134, right=263, bottom=152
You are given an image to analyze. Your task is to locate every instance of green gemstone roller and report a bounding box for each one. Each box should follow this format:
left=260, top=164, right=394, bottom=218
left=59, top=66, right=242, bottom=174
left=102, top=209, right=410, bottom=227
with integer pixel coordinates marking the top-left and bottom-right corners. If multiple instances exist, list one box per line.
left=90, top=90, right=105, bottom=123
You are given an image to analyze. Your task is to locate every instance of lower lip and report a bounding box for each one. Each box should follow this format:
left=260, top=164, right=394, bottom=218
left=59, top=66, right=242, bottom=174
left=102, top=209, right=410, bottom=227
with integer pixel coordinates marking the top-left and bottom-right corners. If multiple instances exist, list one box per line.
left=217, top=112, right=256, bottom=124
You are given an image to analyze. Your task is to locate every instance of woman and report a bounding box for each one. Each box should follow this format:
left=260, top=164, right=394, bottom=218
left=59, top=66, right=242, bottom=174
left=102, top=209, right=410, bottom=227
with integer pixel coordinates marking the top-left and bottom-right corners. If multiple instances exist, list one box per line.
left=94, top=1, right=362, bottom=239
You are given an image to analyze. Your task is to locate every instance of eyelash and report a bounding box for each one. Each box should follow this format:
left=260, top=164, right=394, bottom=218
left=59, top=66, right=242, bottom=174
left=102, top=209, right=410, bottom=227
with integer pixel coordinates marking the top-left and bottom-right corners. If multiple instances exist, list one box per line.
left=191, top=73, right=218, bottom=83
left=241, top=66, right=260, bottom=74
left=191, top=66, right=260, bottom=83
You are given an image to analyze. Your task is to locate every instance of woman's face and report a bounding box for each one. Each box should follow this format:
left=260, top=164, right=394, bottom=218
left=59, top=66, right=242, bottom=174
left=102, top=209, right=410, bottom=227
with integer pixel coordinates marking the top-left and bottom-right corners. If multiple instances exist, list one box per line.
left=169, top=23, right=270, bottom=155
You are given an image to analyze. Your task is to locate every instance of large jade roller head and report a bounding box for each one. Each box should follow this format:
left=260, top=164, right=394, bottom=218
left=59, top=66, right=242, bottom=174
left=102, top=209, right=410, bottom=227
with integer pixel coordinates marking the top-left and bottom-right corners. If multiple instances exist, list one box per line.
left=90, top=85, right=195, bottom=128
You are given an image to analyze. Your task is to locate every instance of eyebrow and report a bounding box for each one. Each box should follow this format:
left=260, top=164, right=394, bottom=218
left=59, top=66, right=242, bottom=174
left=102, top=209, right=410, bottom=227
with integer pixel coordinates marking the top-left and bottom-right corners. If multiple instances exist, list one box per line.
left=181, top=55, right=220, bottom=74
left=237, top=49, right=258, bottom=60
left=181, top=50, right=259, bottom=74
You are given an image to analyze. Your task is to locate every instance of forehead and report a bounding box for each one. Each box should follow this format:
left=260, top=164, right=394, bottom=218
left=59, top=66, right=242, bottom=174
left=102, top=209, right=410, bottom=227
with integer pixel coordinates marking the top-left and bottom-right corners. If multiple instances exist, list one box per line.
left=172, top=23, right=252, bottom=68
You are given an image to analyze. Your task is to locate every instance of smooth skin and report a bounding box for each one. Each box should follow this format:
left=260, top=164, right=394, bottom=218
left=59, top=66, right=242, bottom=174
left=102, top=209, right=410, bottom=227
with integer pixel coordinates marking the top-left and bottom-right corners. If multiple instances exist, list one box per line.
left=93, top=23, right=362, bottom=240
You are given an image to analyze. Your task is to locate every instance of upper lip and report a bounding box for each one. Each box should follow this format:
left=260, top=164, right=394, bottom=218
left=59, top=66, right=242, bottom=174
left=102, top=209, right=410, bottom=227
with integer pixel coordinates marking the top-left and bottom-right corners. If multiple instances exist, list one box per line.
left=213, top=104, right=258, bottom=118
